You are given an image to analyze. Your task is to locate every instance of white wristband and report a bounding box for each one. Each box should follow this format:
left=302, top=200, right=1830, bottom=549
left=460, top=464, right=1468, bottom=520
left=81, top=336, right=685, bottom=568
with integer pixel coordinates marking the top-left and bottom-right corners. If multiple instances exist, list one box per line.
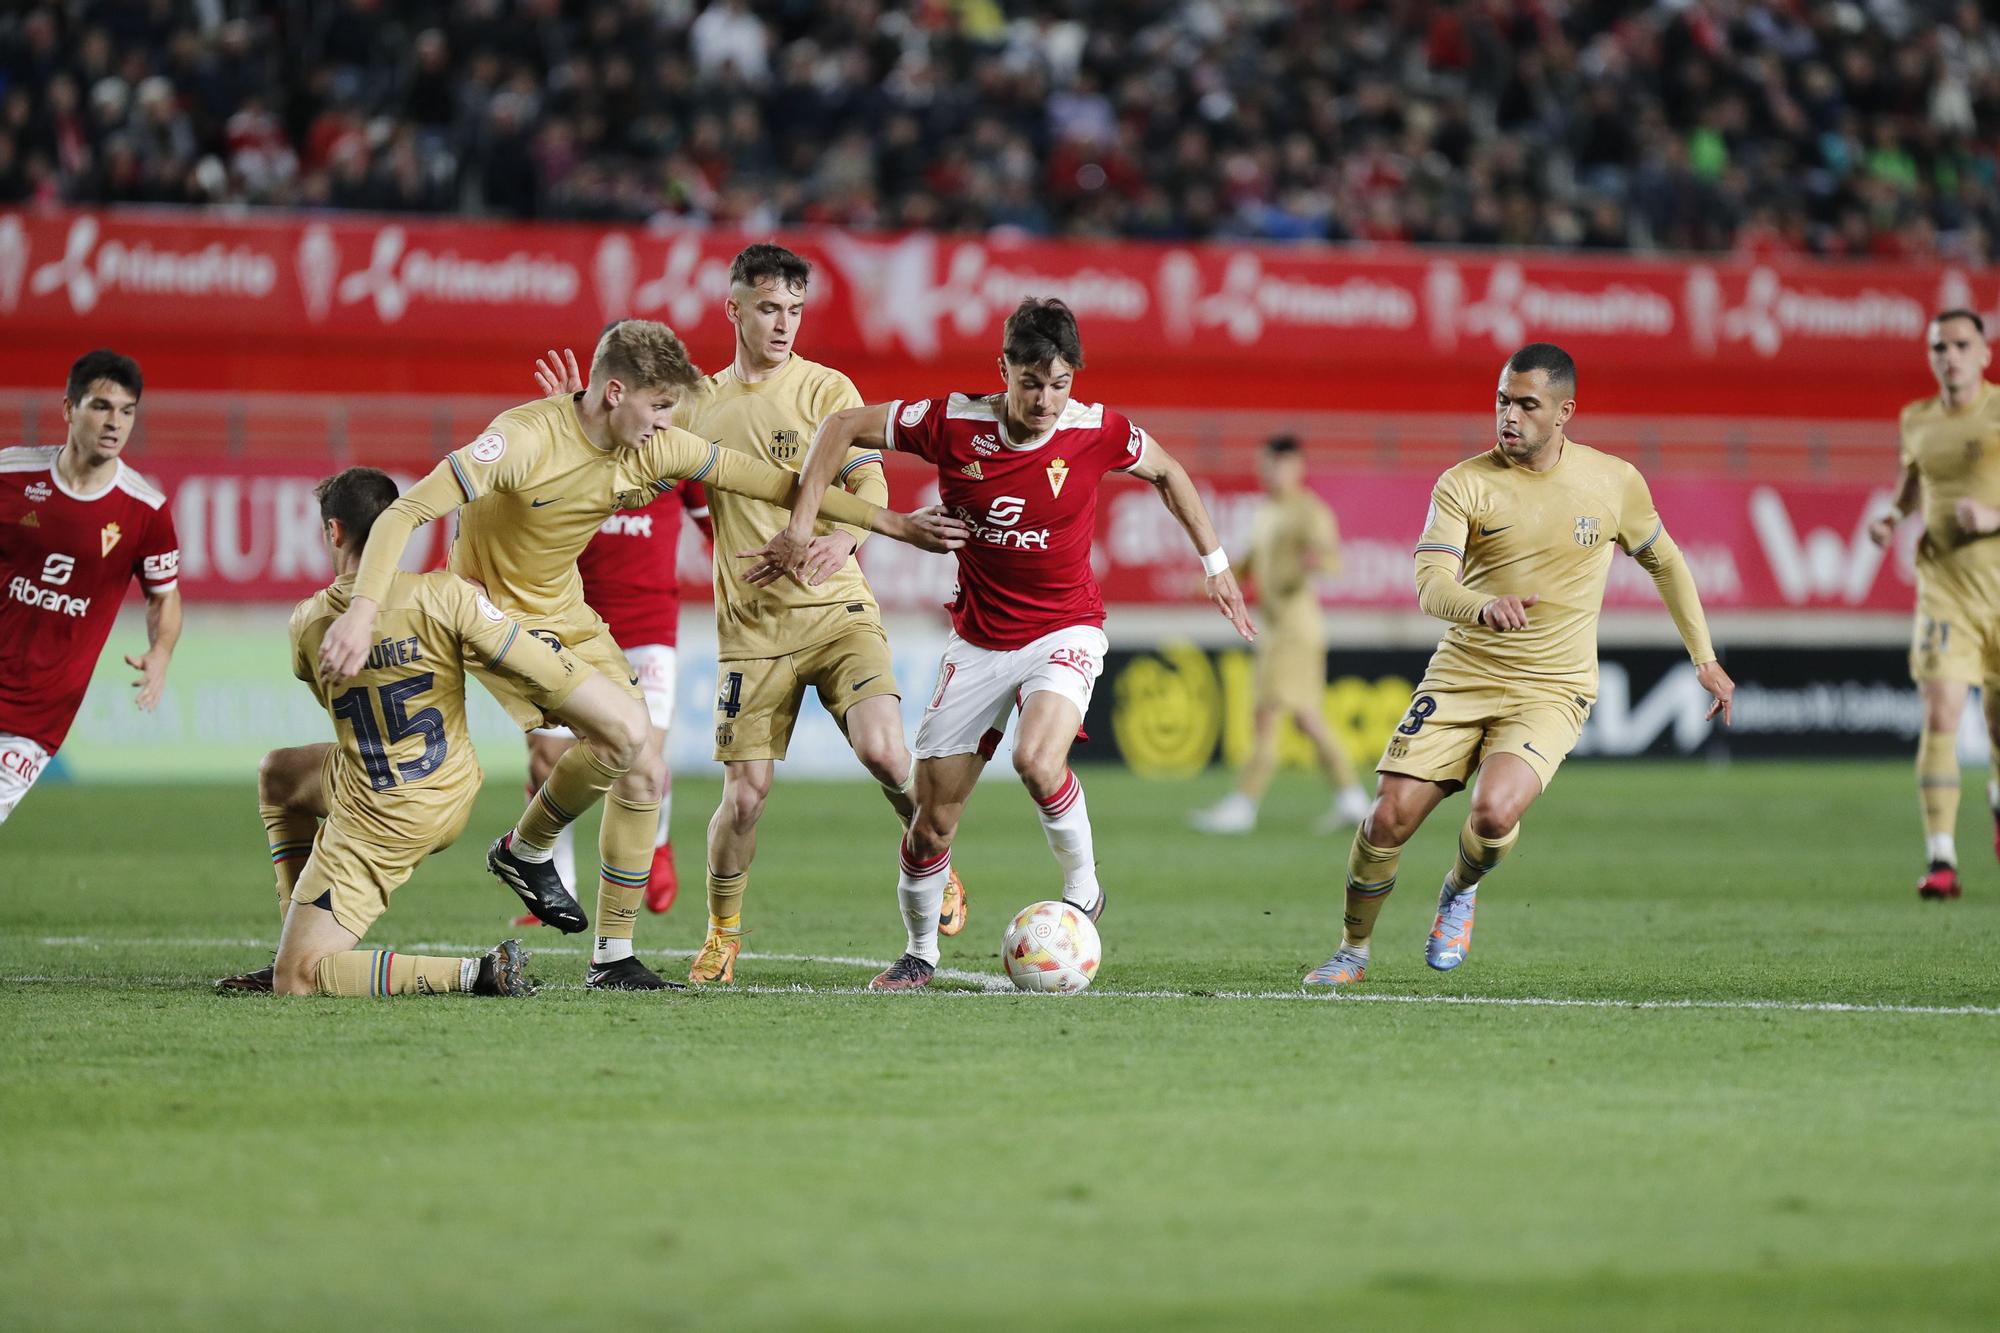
left=1200, top=547, right=1229, bottom=577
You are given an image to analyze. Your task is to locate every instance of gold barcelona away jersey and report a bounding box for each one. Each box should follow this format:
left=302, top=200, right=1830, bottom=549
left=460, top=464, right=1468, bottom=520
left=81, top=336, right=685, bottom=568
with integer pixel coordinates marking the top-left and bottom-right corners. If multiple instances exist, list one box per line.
left=1244, top=488, right=1339, bottom=641
left=1899, top=381, right=2000, bottom=576
left=290, top=570, right=581, bottom=844
left=350, top=393, right=883, bottom=642
left=1412, top=440, right=1714, bottom=697
left=679, top=355, right=888, bottom=661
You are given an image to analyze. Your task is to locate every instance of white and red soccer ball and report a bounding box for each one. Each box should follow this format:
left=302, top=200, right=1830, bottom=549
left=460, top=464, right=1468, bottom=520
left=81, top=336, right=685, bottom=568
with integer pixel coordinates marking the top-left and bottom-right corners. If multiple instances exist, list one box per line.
left=1001, top=900, right=1101, bottom=994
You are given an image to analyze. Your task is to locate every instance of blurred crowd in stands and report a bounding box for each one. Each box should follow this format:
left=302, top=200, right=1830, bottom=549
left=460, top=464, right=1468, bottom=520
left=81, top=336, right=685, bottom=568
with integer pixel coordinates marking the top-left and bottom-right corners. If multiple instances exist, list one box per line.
left=3, top=1, right=1997, bottom=260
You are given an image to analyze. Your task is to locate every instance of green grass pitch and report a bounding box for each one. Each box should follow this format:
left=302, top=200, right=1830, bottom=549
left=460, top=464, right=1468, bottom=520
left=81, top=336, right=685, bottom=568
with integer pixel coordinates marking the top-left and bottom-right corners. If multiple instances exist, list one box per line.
left=3, top=761, right=1997, bottom=1330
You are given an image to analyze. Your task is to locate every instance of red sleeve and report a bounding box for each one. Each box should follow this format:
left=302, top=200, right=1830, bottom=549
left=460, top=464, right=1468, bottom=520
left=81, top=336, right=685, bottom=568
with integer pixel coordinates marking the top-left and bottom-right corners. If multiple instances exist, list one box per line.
left=134, top=500, right=181, bottom=594
left=1104, top=409, right=1147, bottom=475
left=680, top=480, right=713, bottom=542
left=885, top=396, right=946, bottom=463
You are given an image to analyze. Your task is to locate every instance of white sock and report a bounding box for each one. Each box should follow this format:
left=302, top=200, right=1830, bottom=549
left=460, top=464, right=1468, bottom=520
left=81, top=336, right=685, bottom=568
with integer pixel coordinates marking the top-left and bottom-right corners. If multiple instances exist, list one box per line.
left=1928, top=832, right=1958, bottom=865
left=1989, top=777, right=1998, bottom=814
left=459, top=957, right=480, bottom=991
left=553, top=823, right=577, bottom=899
left=592, top=935, right=634, bottom=965
left=509, top=833, right=554, bottom=865
left=656, top=777, right=672, bottom=847
left=1036, top=769, right=1101, bottom=912
left=897, top=835, right=949, bottom=965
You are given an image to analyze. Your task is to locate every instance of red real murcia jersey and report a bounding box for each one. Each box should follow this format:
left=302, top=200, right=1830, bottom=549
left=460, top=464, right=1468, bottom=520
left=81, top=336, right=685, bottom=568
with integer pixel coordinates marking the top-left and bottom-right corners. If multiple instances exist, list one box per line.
left=886, top=392, right=1146, bottom=650
left=575, top=481, right=708, bottom=649
left=0, top=447, right=180, bottom=752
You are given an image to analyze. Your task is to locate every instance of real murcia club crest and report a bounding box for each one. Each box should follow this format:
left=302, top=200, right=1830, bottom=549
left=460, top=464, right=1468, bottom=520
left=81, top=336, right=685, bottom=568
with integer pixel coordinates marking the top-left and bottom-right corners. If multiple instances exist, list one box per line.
left=1047, top=457, right=1069, bottom=499
left=1573, top=515, right=1601, bottom=548
left=101, top=521, right=122, bottom=555
left=770, top=428, right=801, bottom=461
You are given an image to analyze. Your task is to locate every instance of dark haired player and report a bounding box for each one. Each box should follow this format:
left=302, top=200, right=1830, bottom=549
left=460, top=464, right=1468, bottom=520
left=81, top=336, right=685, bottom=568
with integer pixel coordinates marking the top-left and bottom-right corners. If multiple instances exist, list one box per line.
left=0, top=349, right=180, bottom=827
left=1302, top=344, right=1734, bottom=988
left=766, top=297, right=1255, bottom=990
left=1865, top=309, right=2000, bottom=899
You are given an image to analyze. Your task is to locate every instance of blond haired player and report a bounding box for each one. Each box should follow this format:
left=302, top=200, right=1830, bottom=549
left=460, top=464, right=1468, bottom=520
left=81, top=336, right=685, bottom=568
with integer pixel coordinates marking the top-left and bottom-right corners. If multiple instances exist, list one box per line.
left=315, top=321, right=967, bottom=991
left=1304, top=343, right=1734, bottom=988
left=220, top=468, right=633, bottom=998
left=1866, top=308, right=2000, bottom=900
left=1190, top=434, right=1370, bottom=836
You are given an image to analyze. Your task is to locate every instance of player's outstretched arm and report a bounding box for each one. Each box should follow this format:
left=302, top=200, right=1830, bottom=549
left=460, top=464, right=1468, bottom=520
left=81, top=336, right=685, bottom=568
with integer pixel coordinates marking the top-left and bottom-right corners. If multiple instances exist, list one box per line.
left=764, top=403, right=892, bottom=570
left=317, top=462, right=469, bottom=680
left=1129, top=435, right=1255, bottom=642
left=126, top=585, right=181, bottom=712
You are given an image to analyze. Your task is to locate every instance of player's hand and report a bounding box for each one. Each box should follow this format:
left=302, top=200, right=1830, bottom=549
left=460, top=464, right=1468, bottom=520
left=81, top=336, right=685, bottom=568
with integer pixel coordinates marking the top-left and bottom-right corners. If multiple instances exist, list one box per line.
left=1696, top=659, right=1735, bottom=726
left=1480, top=594, right=1538, bottom=631
left=798, top=532, right=859, bottom=587
left=125, top=647, right=169, bottom=711
left=533, top=347, right=583, bottom=397
left=736, top=527, right=814, bottom=587
left=1954, top=497, right=2000, bottom=536
left=887, top=504, right=970, bottom=554
left=1866, top=513, right=1901, bottom=548
left=317, top=601, right=380, bottom=682
left=1206, top=569, right=1256, bottom=642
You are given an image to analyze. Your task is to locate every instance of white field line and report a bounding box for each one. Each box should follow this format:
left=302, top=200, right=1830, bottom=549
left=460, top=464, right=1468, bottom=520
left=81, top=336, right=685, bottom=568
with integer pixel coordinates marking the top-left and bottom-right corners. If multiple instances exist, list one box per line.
left=16, top=935, right=2000, bottom=1017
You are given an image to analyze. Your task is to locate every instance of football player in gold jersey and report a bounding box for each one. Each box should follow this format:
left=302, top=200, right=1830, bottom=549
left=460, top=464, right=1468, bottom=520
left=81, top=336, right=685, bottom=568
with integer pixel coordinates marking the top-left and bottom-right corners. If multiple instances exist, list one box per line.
left=314, top=321, right=966, bottom=990
left=1189, top=435, right=1371, bottom=836
left=219, top=468, right=636, bottom=997
left=1304, top=343, right=1734, bottom=987
left=1866, top=309, right=2000, bottom=900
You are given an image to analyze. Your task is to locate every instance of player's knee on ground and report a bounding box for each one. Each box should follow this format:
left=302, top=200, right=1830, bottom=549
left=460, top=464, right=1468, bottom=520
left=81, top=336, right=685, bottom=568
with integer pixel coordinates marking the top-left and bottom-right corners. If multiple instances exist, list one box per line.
left=272, top=946, right=325, bottom=996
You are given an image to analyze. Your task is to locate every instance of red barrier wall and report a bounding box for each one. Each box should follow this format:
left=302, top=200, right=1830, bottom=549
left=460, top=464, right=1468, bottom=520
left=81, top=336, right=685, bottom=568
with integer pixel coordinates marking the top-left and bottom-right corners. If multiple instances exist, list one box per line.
left=1, top=209, right=1988, bottom=418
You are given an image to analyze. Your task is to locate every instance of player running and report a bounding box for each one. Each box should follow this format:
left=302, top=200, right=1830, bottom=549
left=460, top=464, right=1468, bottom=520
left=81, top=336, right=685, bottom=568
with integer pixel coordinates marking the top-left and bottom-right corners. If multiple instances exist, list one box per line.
left=1866, top=308, right=2000, bottom=900
left=1189, top=434, right=1371, bottom=836
left=316, top=320, right=965, bottom=991
left=760, top=297, right=1254, bottom=991
left=0, top=350, right=180, bottom=828
left=221, top=468, right=642, bottom=997
left=1303, top=343, right=1734, bottom=988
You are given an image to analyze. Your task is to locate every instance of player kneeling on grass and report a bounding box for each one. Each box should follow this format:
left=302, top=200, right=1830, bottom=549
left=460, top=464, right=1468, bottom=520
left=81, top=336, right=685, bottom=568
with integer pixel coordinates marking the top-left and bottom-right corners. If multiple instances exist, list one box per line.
left=1304, top=344, right=1734, bottom=989
left=217, top=468, right=639, bottom=997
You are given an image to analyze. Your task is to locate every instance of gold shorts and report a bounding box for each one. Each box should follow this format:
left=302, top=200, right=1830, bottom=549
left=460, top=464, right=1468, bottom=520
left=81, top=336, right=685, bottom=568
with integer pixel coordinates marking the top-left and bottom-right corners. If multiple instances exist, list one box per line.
left=290, top=786, right=475, bottom=939
left=1376, top=678, right=1590, bottom=793
left=469, top=619, right=631, bottom=731
left=1253, top=631, right=1326, bottom=714
left=714, top=627, right=899, bottom=762
left=1910, top=560, right=2000, bottom=686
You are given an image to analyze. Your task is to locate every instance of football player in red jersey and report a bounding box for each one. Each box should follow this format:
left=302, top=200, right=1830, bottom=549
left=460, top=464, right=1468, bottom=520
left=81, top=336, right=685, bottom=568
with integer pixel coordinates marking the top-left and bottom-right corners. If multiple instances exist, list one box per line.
left=0, top=349, right=181, bottom=827
left=757, top=299, right=1254, bottom=988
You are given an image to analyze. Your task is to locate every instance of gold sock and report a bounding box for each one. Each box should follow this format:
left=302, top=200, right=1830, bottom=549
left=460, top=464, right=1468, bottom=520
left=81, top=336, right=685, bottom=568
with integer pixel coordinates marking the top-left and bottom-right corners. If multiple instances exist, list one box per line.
left=312, top=950, right=471, bottom=997
left=260, top=805, right=318, bottom=921
left=707, top=868, right=747, bottom=930
left=1341, top=834, right=1402, bottom=950
left=515, top=744, right=625, bottom=853
left=594, top=791, right=659, bottom=945
left=1918, top=729, right=1961, bottom=847
left=1447, top=819, right=1521, bottom=891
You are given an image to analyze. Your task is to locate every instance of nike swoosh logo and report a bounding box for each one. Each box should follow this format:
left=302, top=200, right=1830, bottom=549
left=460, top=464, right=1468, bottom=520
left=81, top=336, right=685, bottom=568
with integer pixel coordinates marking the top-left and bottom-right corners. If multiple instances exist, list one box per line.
left=1479, top=525, right=1512, bottom=536
left=1523, top=741, right=1544, bottom=758
left=530, top=497, right=562, bottom=508
left=851, top=675, right=882, bottom=690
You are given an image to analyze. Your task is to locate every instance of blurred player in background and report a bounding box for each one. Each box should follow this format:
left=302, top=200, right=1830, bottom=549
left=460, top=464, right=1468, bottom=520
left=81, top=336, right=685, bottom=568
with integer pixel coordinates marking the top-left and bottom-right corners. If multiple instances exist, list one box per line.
left=0, top=349, right=180, bottom=828
left=316, top=320, right=964, bottom=990
left=513, top=344, right=713, bottom=924
left=1304, top=343, right=1734, bottom=988
left=1189, top=434, right=1370, bottom=837
left=1867, top=309, right=2000, bottom=900
left=766, top=297, right=1254, bottom=990
left=225, top=468, right=636, bottom=997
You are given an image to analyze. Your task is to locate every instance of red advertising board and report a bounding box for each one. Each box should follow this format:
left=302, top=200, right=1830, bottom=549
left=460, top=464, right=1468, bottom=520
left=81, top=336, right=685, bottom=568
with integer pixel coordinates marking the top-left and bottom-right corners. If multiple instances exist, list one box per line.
left=0, top=208, right=1987, bottom=417
left=145, top=457, right=1918, bottom=617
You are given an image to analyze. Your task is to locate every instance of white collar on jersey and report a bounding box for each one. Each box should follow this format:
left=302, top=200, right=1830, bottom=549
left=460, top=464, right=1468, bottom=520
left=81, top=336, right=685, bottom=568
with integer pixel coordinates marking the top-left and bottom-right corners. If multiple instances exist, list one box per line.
left=49, top=456, right=124, bottom=502
left=950, top=394, right=1104, bottom=451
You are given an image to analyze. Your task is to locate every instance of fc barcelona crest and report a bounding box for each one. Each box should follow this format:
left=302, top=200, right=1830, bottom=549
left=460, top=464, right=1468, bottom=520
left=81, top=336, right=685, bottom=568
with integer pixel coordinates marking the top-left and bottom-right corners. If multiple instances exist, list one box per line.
left=1572, top=515, right=1601, bottom=548
left=771, top=429, right=801, bottom=462
left=1047, top=457, right=1069, bottom=499
left=101, top=521, right=122, bottom=555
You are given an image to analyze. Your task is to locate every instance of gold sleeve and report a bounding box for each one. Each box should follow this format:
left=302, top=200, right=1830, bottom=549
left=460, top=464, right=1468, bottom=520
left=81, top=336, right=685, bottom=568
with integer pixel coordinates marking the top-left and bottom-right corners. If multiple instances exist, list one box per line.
left=1413, top=475, right=1486, bottom=624
left=1631, top=529, right=1717, bottom=664
left=705, top=446, right=882, bottom=531
left=352, top=461, right=467, bottom=608
left=834, top=450, right=888, bottom=547
left=435, top=577, right=586, bottom=710
left=1313, top=502, right=1341, bottom=579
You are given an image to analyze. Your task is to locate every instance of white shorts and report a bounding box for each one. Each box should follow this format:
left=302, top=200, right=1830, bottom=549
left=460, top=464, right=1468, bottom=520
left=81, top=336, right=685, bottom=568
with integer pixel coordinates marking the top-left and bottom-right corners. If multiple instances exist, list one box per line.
left=531, top=643, right=677, bottom=738
left=0, top=734, right=53, bottom=826
left=914, top=625, right=1108, bottom=760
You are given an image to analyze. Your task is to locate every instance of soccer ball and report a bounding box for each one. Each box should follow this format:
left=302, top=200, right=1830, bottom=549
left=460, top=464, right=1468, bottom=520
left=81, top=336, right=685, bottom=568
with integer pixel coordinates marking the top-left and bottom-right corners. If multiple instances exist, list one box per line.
left=1001, top=900, right=1101, bottom=993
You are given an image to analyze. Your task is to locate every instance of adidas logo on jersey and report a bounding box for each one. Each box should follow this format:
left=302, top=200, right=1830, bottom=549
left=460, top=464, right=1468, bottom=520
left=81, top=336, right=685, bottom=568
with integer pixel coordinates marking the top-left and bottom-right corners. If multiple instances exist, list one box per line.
left=18, top=512, right=36, bottom=527
left=960, top=461, right=984, bottom=479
